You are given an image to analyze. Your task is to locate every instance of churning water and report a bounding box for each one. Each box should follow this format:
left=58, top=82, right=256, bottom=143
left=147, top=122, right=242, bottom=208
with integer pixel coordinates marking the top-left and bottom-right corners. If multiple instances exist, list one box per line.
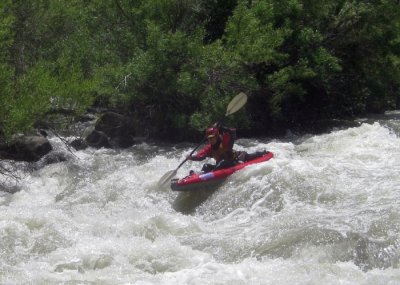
left=1, top=115, right=400, bottom=284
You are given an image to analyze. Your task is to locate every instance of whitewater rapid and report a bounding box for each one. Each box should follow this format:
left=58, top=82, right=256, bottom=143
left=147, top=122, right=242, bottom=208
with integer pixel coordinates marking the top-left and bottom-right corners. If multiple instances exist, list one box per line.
left=1, top=119, right=400, bottom=284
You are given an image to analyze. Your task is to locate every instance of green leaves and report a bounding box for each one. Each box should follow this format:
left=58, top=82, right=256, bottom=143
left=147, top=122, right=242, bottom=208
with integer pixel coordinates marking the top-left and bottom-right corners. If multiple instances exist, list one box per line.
left=0, top=0, right=399, bottom=140
left=225, top=1, right=286, bottom=65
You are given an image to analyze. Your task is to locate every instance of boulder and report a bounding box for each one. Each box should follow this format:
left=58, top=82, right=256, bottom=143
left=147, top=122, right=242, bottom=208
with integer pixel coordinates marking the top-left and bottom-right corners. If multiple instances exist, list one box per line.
left=85, top=130, right=110, bottom=148
left=0, top=184, right=21, bottom=194
left=0, top=136, right=52, bottom=162
left=85, top=111, right=137, bottom=148
left=40, top=151, right=68, bottom=165
left=78, top=113, right=96, bottom=123
left=70, top=138, right=88, bottom=150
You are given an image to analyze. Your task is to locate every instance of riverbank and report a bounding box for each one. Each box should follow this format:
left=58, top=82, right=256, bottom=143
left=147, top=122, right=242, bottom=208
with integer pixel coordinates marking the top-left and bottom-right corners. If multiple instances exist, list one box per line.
left=0, top=107, right=386, bottom=164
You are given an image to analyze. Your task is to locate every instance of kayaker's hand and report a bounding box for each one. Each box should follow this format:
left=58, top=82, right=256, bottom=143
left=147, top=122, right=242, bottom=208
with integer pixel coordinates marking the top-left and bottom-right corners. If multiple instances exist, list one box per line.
left=186, top=155, right=193, bottom=160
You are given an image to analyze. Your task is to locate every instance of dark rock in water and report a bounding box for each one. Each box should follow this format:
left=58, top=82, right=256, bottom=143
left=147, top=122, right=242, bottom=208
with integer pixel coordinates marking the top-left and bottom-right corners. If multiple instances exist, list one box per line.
left=78, top=113, right=96, bottom=123
left=38, top=129, right=48, bottom=137
left=109, top=136, right=135, bottom=148
left=85, top=130, right=110, bottom=148
left=0, top=185, right=21, bottom=194
left=30, top=151, right=71, bottom=170
left=70, top=138, right=88, bottom=150
left=85, top=111, right=137, bottom=148
left=95, top=112, right=131, bottom=137
left=40, top=151, right=68, bottom=165
left=0, top=136, right=52, bottom=162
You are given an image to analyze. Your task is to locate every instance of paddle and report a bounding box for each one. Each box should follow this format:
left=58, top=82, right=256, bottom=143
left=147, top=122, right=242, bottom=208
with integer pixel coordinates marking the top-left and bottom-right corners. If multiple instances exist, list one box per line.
left=157, top=92, right=248, bottom=187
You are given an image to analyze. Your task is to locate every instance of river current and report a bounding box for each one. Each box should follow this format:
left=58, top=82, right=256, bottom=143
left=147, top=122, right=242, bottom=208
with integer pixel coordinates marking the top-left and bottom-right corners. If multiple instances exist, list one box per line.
left=1, top=114, right=400, bottom=284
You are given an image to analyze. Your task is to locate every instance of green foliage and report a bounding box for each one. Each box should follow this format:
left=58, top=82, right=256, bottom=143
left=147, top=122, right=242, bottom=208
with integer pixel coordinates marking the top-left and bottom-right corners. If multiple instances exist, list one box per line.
left=0, top=1, right=102, bottom=139
left=123, top=22, right=205, bottom=136
left=0, top=0, right=399, bottom=141
left=322, top=0, right=400, bottom=115
left=0, top=65, right=12, bottom=138
left=4, top=65, right=53, bottom=137
left=1, top=60, right=97, bottom=138
left=0, top=1, right=15, bottom=139
left=0, top=1, right=13, bottom=60
left=186, top=41, right=258, bottom=130
left=224, top=1, right=287, bottom=64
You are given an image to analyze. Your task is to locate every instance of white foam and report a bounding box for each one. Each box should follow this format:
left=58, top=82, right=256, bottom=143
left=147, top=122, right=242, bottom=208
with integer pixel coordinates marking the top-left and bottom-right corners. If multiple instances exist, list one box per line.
left=1, top=122, right=400, bottom=283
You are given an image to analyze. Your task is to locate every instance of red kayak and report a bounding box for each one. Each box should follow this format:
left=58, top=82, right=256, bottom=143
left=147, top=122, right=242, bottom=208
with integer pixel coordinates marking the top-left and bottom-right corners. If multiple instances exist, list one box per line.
left=171, top=151, right=273, bottom=191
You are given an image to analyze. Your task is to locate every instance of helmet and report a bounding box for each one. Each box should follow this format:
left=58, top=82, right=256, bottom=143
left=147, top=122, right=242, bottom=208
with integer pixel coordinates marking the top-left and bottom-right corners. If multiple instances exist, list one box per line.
left=206, top=126, right=219, bottom=138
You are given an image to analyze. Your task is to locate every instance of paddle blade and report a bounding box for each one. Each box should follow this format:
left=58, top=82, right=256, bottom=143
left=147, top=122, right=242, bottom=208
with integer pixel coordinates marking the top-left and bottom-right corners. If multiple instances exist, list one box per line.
left=225, top=92, right=247, bottom=116
left=157, top=169, right=177, bottom=187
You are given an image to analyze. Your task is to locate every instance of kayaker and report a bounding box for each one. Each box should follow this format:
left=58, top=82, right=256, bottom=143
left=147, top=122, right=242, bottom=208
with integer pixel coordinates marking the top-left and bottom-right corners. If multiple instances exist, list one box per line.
left=188, top=124, right=266, bottom=173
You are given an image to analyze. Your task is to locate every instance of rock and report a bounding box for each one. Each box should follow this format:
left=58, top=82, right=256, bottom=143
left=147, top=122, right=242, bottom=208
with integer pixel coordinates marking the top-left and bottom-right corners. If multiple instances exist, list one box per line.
left=96, top=112, right=136, bottom=136
left=0, top=136, right=52, bottom=162
left=85, top=130, right=110, bottom=148
left=70, top=138, right=88, bottom=150
left=0, top=185, right=21, bottom=194
left=40, top=151, right=68, bottom=165
left=109, top=136, right=135, bottom=148
left=85, top=111, right=137, bottom=149
left=31, top=151, right=71, bottom=170
left=38, top=129, right=48, bottom=137
left=78, top=113, right=96, bottom=123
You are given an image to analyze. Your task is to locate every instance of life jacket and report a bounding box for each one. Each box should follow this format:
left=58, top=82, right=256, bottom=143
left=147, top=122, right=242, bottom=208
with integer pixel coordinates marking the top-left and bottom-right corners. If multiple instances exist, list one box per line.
left=211, top=131, right=235, bottom=163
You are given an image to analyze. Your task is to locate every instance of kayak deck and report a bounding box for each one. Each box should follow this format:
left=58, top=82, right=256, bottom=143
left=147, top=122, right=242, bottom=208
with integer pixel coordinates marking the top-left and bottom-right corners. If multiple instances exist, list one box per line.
left=171, top=151, right=273, bottom=192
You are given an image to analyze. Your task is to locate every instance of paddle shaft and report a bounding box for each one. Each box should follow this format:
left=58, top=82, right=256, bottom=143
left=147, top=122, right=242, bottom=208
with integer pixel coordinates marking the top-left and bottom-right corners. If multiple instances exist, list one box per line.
left=176, top=138, right=206, bottom=170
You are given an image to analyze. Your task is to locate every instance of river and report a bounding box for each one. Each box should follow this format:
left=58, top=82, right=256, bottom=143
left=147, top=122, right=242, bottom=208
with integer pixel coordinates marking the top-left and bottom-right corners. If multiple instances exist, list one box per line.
left=1, top=114, right=400, bottom=284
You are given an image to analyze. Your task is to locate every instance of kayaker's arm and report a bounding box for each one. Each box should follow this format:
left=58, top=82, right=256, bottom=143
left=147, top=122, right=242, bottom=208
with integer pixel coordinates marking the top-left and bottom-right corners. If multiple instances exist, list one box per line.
left=188, top=144, right=212, bottom=161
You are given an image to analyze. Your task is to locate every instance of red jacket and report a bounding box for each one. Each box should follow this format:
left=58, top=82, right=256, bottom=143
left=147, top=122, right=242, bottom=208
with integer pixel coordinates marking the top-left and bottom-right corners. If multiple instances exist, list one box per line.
left=192, top=128, right=235, bottom=163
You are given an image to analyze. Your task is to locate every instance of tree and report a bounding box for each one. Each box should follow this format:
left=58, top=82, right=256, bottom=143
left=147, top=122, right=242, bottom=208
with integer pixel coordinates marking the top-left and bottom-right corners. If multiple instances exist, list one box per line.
left=0, top=0, right=15, bottom=139
left=0, top=0, right=100, bottom=139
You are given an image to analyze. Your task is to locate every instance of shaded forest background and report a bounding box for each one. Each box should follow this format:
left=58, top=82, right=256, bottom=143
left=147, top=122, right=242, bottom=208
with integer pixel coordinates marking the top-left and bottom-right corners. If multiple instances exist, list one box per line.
left=0, top=0, right=399, bottom=142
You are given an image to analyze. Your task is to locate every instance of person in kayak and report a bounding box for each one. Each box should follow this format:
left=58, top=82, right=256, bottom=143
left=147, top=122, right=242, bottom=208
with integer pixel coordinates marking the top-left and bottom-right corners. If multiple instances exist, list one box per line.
left=187, top=124, right=267, bottom=173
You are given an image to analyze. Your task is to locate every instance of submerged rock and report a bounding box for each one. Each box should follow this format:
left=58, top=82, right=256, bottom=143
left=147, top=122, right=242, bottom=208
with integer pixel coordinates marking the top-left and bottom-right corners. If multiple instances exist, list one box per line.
left=70, top=138, right=88, bottom=150
left=40, top=151, right=69, bottom=165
